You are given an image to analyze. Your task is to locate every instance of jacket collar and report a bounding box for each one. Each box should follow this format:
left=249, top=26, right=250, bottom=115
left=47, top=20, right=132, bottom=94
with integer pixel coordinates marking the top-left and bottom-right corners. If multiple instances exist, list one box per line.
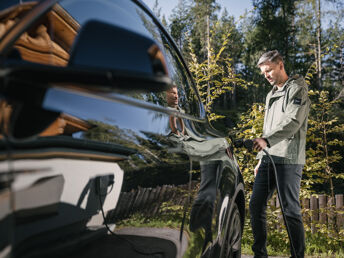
left=271, top=74, right=300, bottom=96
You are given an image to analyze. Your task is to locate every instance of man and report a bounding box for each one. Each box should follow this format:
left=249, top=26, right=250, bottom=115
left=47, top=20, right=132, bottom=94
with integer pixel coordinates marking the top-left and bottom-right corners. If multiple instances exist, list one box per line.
left=166, top=84, right=185, bottom=136
left=250, top=50, right=310, bottom=258
left=166, top=84, right=179, bottom=108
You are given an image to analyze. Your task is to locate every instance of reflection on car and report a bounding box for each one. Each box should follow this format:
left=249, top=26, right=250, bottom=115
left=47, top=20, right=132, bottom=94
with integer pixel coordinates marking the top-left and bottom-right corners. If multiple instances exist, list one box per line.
left=0, top=0, right=245, bottom=257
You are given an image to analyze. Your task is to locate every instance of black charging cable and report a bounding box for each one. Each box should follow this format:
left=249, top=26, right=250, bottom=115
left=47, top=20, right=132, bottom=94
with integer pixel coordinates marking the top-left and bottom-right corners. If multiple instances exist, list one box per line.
left=96, top=177, right=165, bottom=257
left=238, top=139, right=297, bottom=258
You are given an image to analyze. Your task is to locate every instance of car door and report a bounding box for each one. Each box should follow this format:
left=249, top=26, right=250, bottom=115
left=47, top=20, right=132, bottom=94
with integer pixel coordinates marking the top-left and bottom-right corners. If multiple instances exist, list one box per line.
left=0, top=0, right=244, bottom=257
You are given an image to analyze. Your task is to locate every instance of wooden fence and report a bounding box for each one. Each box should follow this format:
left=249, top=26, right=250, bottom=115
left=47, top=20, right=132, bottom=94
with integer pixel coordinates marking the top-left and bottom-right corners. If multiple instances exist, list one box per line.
left=269, top=194, right=344, bottom=232
left=110, top=183, right=343, bottom=232
left=109, top=182, right=198, bottom=221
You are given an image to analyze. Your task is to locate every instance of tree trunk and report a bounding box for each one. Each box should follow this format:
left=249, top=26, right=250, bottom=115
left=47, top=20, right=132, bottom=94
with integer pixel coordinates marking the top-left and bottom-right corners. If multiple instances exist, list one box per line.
left=316, top=0, right=322, bottom=88
left=206, top=15, right=211, bottom=108
left=290, top=3, right=296, bottom=72
left=281, top=1, right=289, bottom=64
left=231, top=84, right=237, bottom=108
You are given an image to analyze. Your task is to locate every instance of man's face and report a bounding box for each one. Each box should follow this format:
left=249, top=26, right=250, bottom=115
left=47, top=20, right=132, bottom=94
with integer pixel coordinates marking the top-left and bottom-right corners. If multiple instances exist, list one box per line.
left=259, top=61, right=284, bottom=86
left=166, top=87, right=178, bottom=107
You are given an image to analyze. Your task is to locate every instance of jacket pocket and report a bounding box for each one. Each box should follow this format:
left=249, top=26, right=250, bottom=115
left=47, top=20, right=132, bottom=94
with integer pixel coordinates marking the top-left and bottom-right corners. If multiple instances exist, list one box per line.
left=286, top=138, right=297, bottom=159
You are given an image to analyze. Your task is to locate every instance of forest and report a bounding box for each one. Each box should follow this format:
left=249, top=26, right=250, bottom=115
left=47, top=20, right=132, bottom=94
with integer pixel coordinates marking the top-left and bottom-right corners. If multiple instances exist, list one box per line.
left=150, top=0, right=344, bottom=256
left=152, top=0, right=344, bottom=193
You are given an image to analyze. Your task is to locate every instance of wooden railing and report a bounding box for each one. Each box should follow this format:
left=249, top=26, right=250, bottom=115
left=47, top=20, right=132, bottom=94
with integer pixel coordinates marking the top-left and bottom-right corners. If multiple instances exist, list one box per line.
left=109, top=182, right=198, bottom=221
left=110, top=183, right=343, bottom=232
left=269, top=194, right=344, bottom=232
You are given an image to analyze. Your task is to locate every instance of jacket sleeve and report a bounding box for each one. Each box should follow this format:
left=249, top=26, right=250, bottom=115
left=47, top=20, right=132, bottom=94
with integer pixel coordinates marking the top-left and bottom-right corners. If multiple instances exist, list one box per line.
left=262, top=91, right=271, bottom=135
left=265, top=83, right=310, bottom=147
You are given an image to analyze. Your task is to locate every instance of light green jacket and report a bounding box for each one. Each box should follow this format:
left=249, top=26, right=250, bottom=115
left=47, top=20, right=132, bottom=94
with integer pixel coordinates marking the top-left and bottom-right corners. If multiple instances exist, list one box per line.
left=257, top=75, right=311, bottom=164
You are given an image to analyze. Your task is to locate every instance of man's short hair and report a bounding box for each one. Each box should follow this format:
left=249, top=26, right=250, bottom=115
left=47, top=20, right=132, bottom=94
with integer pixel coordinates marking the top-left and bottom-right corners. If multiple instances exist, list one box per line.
left=257, top=50, right=283, bottom=67
left=167, top=84, right=177, bottom=91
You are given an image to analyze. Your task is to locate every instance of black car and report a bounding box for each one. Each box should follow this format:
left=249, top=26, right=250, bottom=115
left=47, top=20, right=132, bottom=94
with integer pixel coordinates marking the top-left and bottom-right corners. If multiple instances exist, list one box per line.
left=0, top=0, right=245, bottom=257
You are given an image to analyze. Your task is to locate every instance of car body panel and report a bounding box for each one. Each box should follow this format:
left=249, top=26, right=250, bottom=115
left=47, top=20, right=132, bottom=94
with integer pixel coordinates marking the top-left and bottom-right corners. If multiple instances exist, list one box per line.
left=0, top=0, right=245, bottom=257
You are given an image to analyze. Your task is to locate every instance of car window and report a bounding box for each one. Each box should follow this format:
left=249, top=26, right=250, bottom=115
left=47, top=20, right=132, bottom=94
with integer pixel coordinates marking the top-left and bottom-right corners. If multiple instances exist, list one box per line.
left=0, top=0, right=204, bottom=119
left=159, top=33, right=204, bottom=118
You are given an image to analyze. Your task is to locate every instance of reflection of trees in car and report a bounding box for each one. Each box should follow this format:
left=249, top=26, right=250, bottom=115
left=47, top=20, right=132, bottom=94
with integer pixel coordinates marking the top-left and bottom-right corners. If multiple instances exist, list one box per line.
left=83, top=120, right=191, bottom=171
left=164, top=84, right=239, bottom=251
left=0, top=0, right=244, bottom=256
left=139, top=9, right=192, bottom=113
left=125, top=91, right=167, bottom=108
left=137, top=10, right=162, bottom=53
left=82, top=120, right=191, bottom=189
left=161, top=36, right=191, bottom=110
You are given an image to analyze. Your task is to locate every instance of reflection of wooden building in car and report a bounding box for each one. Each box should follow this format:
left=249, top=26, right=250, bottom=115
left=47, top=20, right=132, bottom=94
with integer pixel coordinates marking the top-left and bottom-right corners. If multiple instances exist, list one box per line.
left=40, top=113, right=93, bottom=136
left=0, top=3, right=85, bottom=137
left=0, top=2, right=79, bottom=66
left=0, top=99, right=92, bottom=137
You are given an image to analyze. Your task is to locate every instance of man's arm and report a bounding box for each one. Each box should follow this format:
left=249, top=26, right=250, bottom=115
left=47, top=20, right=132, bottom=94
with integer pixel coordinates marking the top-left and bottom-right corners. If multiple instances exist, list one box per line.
left=264, top=84, right=310, bottom=147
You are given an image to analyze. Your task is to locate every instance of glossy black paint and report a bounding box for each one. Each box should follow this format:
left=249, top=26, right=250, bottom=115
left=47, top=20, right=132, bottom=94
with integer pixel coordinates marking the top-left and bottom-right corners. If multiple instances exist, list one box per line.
left=0, top=0, right=245, bottom=257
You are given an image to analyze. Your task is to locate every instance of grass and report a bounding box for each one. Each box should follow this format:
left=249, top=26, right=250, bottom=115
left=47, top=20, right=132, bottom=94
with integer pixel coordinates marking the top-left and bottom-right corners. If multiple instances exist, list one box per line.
left=241, top=217, right=344, bottom=258
left=116, top=208, right=344, bottom=258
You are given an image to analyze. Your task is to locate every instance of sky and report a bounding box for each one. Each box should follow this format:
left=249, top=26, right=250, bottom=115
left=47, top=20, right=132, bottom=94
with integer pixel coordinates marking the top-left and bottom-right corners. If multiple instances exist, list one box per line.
left=142, top=0, right=253, bottom=22
left=142, top=0, right=341, bottom=29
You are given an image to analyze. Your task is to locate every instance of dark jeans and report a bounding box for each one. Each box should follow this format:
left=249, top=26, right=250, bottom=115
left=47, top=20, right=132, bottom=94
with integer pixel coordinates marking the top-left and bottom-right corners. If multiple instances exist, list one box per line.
left=249, top=157, right=305, bottom=258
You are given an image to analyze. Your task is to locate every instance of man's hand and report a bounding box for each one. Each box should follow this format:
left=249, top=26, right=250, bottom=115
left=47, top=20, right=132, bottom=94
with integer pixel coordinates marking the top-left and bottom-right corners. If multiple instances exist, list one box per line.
left=253, top=138, right=268, bottom=151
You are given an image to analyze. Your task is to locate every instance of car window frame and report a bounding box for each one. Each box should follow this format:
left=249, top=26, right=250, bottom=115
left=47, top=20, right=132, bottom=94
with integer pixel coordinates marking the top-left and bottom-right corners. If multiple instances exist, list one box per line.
left=132, top=0, right=207, bottom=121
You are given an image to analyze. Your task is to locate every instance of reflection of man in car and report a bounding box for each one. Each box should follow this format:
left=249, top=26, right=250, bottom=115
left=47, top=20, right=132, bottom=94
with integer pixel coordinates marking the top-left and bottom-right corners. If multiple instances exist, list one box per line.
left=166, top=85, right=185, bottom=136
left=165, top=84, right=233, bottom=248
left=166, top=84, right=179, bottom=108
